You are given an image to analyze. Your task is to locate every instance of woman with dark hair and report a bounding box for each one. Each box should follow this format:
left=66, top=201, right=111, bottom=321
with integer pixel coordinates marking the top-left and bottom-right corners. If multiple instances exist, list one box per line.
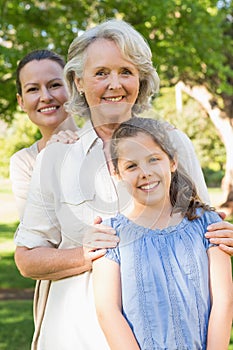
left=11, top=49, right=78, bottom=218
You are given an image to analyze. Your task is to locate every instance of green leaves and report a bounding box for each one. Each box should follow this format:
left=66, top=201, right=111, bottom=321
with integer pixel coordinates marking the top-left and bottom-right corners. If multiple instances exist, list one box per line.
left=0, top=0, right=232, bottom=122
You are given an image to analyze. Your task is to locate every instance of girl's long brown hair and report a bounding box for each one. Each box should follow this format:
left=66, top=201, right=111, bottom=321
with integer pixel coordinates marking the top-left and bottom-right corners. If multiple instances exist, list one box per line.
left=111, top=117, right=214, bottom=220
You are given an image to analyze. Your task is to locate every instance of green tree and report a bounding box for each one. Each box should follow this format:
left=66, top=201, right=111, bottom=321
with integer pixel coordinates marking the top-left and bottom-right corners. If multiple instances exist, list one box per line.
left=0, top=113, right=41, bottom=177
left=154, top=87, right=226, bottom=187
left=1, top=1, right=232, bottom=121
left=1, top=0, right=232, bottom=196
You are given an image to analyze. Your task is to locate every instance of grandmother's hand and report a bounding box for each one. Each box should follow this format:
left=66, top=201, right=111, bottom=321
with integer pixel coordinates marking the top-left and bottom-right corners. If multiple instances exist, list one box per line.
left=217, top=211, right=226, bottom=220
left=205, top=220, right=233, bottom=256
left=83, top=217, right=119, bottom=262
left=47, top=130, right=79, bottom=145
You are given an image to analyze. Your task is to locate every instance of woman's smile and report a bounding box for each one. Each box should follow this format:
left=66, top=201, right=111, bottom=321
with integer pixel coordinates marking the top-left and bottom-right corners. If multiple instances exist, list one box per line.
left=38, top=105, right=60, bottom=114
left=75, top=38, right=140, bottom=126
left=102, top=96, right=124, bottom=102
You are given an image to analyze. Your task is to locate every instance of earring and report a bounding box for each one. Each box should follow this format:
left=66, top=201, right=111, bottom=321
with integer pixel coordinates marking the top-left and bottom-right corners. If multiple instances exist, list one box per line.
left=79, top=90, right=84, bottom=96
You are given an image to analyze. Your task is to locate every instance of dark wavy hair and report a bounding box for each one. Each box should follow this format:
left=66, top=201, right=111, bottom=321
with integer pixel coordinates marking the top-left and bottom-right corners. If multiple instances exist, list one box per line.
left=111, top=117, right=215, bottom=220
left=16, top=49, right=65, bottom=95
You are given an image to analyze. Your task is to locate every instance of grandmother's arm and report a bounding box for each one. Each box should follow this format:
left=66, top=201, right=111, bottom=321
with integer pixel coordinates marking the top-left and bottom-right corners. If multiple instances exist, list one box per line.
left=14, top=146, right=118, bottom=281
left=15, top=216, right=118, bottom=280
left=15, top=245, right=92, bottom=280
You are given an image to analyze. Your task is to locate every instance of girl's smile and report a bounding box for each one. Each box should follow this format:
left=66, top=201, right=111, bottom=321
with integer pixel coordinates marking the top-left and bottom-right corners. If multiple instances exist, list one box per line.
left=116, top=132, right=177, bottom=214
left=138, top=181, right=160, bottom=192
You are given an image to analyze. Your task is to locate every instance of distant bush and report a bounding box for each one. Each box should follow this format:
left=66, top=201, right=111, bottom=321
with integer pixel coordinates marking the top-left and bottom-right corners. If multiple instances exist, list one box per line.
left=202, top=168, right=225, bottom=188
left=0, top=113, right=40, bottom=178
left=154, top=87, right=226, bottom=169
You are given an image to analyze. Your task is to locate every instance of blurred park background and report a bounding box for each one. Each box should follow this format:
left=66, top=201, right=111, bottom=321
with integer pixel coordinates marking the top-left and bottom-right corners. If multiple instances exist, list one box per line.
left=0, top=0, right=232, bottom=349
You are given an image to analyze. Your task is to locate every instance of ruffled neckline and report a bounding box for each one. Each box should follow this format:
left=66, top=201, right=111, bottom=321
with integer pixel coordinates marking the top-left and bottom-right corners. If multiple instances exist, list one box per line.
left=114, top=213, right=188, bottom=236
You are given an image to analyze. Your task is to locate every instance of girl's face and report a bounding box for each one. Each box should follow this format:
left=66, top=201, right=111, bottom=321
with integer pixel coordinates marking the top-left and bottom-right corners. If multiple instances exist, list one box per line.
left=17, top=59, right=69, bottom=132
left=116, top=132, right=177, bottom=210
left=75, top=39, right=140, bottom=126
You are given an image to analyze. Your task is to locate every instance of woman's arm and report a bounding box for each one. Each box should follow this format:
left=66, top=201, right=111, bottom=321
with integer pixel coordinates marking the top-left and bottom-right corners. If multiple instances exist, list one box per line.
left=15, top=220, right=119, bottom=280
left=93, top=257, right=140, bottom=350
left=15, top=246, right=93, bottom=280
left=14, top=143, right=119, bottom=281
left=205, top=221, right=233, bottom=256
left=206, top=246, right=233, bottom=350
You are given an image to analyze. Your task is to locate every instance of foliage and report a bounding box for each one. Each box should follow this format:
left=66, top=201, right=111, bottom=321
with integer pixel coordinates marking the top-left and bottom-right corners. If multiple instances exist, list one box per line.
left=0, top=220, right=35, bottom=289
left=0, top=0, right=232, bottom=122
left=5, top=113, right=41, bottom=153
left=0, top=113, right=40, bottom=178
left=202, top=168, right=225, bottom=187
left=0, top=221, right=18, bottom=241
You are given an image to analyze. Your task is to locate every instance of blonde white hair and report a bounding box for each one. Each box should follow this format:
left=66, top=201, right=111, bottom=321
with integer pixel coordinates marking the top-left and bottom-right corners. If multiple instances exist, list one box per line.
left=64, top=19, right=160, bottom=118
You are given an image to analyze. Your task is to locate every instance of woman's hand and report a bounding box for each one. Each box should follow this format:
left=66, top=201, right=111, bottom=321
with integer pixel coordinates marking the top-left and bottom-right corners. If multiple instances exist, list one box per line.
left=83, top=217, right=119, bottom=262
left=205, top=221, right=233, bottom=256
left=47, top=130, right=79, bottom=145
left=14, top=217, right=119, bottom=280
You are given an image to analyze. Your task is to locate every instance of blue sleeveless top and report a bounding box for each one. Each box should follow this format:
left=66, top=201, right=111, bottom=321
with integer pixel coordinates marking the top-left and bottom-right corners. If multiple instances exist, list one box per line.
left=105, top=210, right=221, bottom=350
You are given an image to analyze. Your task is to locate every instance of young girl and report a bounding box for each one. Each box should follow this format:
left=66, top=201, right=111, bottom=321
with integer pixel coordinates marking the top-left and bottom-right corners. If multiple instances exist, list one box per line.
left=93, top=117, right=233, bottom=350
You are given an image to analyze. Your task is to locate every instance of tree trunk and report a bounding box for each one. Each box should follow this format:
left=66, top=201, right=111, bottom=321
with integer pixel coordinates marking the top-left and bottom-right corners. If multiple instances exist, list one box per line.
left=175, top=81, right=233, bottom=202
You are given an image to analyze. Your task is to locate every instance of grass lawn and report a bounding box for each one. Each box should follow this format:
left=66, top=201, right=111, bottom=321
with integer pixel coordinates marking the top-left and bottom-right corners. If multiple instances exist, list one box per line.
left=0, top=180, right=35, bottom=349
left=0, top=218, right=35, bottom=350
left=0, top=179, right=232, bottom=348
left=0, top=221, right=35, bottom=350
left=0, top=300, right=33, bottom=350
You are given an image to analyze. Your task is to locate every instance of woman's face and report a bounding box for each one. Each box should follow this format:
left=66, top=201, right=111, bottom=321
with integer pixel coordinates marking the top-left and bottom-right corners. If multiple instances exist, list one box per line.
left=17, top=59, right=69, bottom=133
left=76, top=39, right=140, bottom=126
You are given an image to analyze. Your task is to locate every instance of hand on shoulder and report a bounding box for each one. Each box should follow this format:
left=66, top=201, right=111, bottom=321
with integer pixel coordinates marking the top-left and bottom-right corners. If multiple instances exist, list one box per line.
left=205, top=219, right=233, bottom=256
left=47, top=130, right=79, bottom=146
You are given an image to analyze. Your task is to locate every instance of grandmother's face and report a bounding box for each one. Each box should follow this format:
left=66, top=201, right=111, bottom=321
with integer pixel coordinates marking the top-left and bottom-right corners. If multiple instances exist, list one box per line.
left=75, top=38, right=140, bottom=125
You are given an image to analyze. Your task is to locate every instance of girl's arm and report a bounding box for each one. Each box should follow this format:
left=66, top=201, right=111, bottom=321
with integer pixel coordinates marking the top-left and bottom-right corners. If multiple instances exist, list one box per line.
left=206, top=246, right=233, bottom=350
left=93, top=257, right=140, bottom=350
